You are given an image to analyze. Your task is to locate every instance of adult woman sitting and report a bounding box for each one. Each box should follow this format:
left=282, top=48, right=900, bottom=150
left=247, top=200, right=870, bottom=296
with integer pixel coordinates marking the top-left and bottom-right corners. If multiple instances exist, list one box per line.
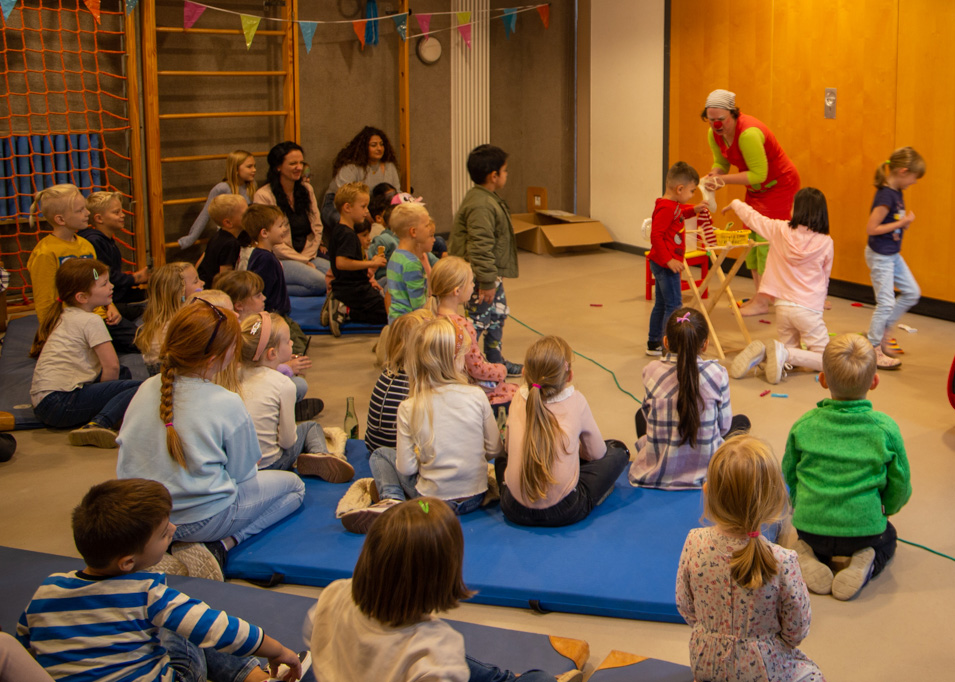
left=320, top=126, right=401, bottom=231
left=701, top=89, right=800, bottom=316
left=253, top=141, right=330, bottom=296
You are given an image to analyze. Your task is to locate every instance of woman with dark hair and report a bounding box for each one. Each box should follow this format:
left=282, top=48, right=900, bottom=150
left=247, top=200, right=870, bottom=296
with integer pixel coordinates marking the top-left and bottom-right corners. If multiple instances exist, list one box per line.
left=320, top=127, right=401, bottom=230
left=701, top=89, right=800, bottom=317
left=253, top=141, right=330, bottom=296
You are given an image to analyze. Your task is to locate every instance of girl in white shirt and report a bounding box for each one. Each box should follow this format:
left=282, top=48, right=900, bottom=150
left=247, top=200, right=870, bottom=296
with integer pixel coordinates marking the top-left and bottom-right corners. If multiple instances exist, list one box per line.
left=30, top=258, right=141, bottom=448
left=238, top=311, right=353, bottom=483
left=341, top=317, right=502, bottom=533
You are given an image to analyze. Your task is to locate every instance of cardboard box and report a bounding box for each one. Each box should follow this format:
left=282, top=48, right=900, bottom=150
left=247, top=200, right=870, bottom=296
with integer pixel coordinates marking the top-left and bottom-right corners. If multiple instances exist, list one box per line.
left=511, top=209, right=612, bottom=255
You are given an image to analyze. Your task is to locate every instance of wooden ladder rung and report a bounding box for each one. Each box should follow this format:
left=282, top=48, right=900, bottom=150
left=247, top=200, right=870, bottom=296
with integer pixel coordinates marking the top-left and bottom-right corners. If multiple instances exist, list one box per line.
left=163, top=197, right=208, bottom=206
left=160, top=152, right=269, bottom=164
left=156, top=27, right=286, bottom=36
left=159, top=111, right=288, bottom=120
left=158, top=70, right=287, bottom=77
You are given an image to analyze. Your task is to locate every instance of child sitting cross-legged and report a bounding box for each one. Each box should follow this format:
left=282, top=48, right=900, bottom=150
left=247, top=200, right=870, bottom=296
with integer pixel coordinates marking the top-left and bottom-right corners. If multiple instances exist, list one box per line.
left=386, top=201, right=436, bottom=323
left=311, top=497, right=582, bottom=682
left=339, top=317, right=502, bottom=533
left=239, top=311, right=353, bottom=483
left=783, top=333, right=912, bottom=601
left=17, top=478, right=307, bottom=682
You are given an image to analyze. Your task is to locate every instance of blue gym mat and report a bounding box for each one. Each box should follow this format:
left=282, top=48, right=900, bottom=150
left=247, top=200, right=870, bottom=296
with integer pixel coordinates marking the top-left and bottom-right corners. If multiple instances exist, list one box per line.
left=226, top=440, right=706, bottom=624
left=289, top=295, right=385, bottom=335
left=0, top=546, right=582, bottom=679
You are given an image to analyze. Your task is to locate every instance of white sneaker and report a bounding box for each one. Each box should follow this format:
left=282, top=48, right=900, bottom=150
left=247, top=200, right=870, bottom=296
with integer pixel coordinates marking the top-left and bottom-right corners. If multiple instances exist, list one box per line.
left=831, top=547, right=876, bottom=601
left=764, top=340, right=789, bottom=385
left=729, top=340, right=766, bottom=379
left=874, top=345, right=901, bottom=370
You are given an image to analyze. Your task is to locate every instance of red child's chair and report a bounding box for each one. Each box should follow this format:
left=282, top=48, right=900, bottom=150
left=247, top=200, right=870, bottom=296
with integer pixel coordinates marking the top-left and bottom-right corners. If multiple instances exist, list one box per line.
left=645, top=250, right=710, bottom=300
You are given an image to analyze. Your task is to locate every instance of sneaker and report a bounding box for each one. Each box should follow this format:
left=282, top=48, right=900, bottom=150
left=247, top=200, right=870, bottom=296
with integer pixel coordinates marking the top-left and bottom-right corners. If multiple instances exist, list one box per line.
left=171, top=542, right=224, bottom=581
left=874, top=345, right=901, bottom=370
left=269, top=650, right=312, bottom=682
left=794, top=540, right=833, bottom=595
left=320, top=294, right=333, bottom=327
left=294, top=398, right=325, bottom=422
left=0, top=432, right=16, bottom=462
left=330, top=300, right=347, bottom=338
left=645, top=341, right=663, bottom=356
left=503, top=360, right=523, bottom=377
left=881, top=336, right=903, bottom=357
left=341, top=498, right=402, bottom=534
left=296, top=452, right=355, bottom=483
left=764, top=340, right=789, bottom=385
left=729, top=340, right=766, bottom=379
left=68, top=422, right=119, bottom=448
left=336, top=478, right=380, bottom=519
left=831, top=547, right=876, bottom=601
left=144, top=553, right=189, bottom=577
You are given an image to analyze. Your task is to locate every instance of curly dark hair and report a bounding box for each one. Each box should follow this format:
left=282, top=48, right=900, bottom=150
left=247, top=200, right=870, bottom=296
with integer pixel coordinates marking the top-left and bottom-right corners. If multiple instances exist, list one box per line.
left=265, top=141, right=310, bottom=239
left=331, top=126, right=398, bottom=176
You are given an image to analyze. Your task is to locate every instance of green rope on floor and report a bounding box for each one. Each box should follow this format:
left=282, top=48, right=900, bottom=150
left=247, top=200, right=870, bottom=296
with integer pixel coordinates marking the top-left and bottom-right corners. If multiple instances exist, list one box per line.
left=508, top=314, right=642, bottom=404
left=899, top=538, right=955, bottom=562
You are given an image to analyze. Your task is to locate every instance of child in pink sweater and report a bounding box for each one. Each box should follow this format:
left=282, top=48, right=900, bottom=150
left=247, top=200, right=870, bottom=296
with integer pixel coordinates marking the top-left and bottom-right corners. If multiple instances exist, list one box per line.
left=725, top=188, right=834, bottom=385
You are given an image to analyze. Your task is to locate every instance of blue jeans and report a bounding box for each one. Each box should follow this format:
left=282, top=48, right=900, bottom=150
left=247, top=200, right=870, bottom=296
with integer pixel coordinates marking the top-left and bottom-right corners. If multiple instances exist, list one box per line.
left=369, top=447, right=485, bottom=515
left=464, top=280, right=509, bottom=364
left=173, top=471, right=305, bottom=545
left=282, top=258, right=330, bottom=296
left=291, top=375, right=307, bottom=402
left=467, top=656, right=556, bottom=682
left=33, top=369, right=140, bottom=429
left=648, top=259, right=682, bottom=345
left=261, top=421, right=328, bottom=472
left=864, top=247, right=920, bottom=346
left=159, top=629, right=259, bottom=682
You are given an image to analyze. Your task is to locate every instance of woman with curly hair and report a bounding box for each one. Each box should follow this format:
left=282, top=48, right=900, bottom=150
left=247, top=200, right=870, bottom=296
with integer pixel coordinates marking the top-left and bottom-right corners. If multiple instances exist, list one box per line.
left=321, top=126, right=401, bottom=230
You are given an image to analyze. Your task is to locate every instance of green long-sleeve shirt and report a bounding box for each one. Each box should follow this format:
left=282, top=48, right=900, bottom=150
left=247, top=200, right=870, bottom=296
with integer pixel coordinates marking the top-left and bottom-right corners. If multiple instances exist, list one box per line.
left=782, top=399, right=911, bottom=537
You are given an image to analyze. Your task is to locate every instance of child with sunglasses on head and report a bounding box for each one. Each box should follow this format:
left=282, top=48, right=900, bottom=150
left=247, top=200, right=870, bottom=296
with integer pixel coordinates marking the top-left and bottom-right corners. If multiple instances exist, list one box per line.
left=117, top=300, right=305, bottom=580
left=135, top=262, right=203, bottom=375
left=30, top=258, right=142, bottom=448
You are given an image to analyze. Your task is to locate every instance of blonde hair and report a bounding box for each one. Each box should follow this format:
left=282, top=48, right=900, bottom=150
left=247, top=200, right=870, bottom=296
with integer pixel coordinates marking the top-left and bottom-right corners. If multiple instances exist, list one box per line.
left=30, top=184, right=83, bottom=228
left=212, top=270, right=263, bottom=305
left=188, top=289, right=234, bottom=310
left=334, top=181, right=370, bottom=212
left=207, top=193, right=247, bottom=228
left=704, top=435, right=788, bottom=590
left=136, top=262, right=193, bottom=356
left=389, top=203, right=430, bottom=239
left=429, top=256, right=472, bottom=310
left=404, top=317, right=471, bottom=464
left=519, top=336, right=573, bottom=503
left=384, top=309, right=435, bottom=374
left=30, top=258, right=109, bottom=357
left=239, top=312, right=285, bottom=366
left=86, top=191, right=122, bottom=219
left=874, top=146, right=926, bottom=187
left=822, top=334, right=876, bottom=400
left=224, top=150, right=257, bottom=197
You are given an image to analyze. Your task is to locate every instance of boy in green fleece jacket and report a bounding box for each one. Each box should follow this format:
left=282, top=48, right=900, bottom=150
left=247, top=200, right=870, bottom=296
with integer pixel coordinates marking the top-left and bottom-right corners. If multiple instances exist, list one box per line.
left=783, top=333, right=911, bottom=601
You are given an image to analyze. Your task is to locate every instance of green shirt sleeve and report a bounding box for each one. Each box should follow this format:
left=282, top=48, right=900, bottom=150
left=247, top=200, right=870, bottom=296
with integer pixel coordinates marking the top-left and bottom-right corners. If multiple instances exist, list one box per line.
left=707, top=128, right=730, bottom=173
left=737, top=127, right=768, bottom=187
left=881, top=423, right=912, bottom=516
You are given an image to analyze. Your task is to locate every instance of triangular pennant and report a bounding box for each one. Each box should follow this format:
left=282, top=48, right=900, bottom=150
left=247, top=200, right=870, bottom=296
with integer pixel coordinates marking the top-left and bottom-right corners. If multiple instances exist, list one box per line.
left=537, top=4, right=550, bottom=29
left=82, top=0, right=101, bottom=23
left=502, top=9, right=517, bottom=39
left=364, top=0, right=379, bottom=46
left=415, top=13, right=431, bottom=35
left=299, top=20, right=317, bottom=53
left=240, top=14, right=260, bottom=49
left=456, top=11, right=471, bottom=26
left=391, top=14, right=407, bottom=40
left=1, top=0, right=18, bottom=22
left=183, top=1, right=206, bottom=30
left=352, top=20, right=367, bottom=49
left=457, top=22, right=472, bottom=48
left=126, top=0, right=139, bottom=12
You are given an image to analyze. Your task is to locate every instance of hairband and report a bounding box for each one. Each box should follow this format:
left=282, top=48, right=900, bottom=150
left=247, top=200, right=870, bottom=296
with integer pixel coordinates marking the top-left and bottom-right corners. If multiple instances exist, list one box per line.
left=884, top=159, right=891, bottom=166
left=251, top=311, right=272, bottom=362
left=531, top=383, right=541, bottom=389
left=676, top=312, right=691, bottom=324
left=56, top=297, right=63, bottom=303
left=165, top=422, right=173, bottom=428
left=747, top=531, right=759, bottom=538
left=418, top=500, right=430, bottom=514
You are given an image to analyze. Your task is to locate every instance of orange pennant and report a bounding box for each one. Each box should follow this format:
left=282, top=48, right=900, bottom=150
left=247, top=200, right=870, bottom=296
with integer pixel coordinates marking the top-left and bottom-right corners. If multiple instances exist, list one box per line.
left=353, top=19, right=367, bottom=49
left=83, top=0, right=101, bottom=23
left=537, top=4, right=550, bottom=29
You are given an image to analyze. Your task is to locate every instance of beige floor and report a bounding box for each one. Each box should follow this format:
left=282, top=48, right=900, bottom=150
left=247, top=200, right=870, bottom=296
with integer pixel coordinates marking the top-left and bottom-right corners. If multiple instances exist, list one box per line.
left=1, top=249, right=952, bottom=680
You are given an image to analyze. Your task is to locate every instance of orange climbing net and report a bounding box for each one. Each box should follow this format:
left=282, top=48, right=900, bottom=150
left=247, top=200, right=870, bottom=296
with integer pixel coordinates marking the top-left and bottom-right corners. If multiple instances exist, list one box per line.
left=0, top=0, right=139, bottom=308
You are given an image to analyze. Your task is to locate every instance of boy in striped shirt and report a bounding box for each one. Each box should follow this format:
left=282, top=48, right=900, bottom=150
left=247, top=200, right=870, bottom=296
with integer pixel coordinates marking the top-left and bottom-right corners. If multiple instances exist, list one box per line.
left=385, top=202, right=436, bottom=324
left=16, top=479, right=304, bottom=682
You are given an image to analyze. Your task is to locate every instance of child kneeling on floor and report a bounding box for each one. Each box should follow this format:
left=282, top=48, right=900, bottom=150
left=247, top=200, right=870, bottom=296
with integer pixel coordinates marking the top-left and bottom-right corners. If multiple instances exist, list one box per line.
left=18, top=478, right=305, bottom=682
left=783, top=333, right=911, bottom=601
left=311, top=497, right=581, bottom=682
left=677, top=436, right=824, bottom=681
left=239, top=311, right=353, bottom=482
left=340, top=317, right=503, bottom=533
left=498, top=336, right=629, bottom=527
left=631, top=306, right=750, bottom=489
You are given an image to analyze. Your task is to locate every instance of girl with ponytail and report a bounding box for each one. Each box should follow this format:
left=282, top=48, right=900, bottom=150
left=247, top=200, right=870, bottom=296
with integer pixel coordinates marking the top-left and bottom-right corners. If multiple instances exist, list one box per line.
left=630, top=306, right=749, bottom=489
left=117, top=300, right=304, bottom=577
left=676, top=435, right=824, bottom=681
left=498, top=336, right=629, bottom=527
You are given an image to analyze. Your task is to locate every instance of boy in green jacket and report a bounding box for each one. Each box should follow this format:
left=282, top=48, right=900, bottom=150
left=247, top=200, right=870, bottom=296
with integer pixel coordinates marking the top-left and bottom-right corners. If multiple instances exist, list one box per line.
left=783, top=333, right=911, bottom=601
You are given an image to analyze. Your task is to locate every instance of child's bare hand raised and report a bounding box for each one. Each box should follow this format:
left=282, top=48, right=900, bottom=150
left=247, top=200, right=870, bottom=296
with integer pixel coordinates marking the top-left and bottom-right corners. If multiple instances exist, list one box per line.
left=692, top=202, right=707, bottom=215
left=286, top=355, right=311, bottom=374
left=720, top=204, right=736, bottom=216
left=370, top=254, right=387, bottom=269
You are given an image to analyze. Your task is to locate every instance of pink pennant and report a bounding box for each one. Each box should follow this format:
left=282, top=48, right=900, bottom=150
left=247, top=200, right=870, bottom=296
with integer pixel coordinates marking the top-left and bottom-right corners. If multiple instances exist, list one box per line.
left=83, top=0, right=101, bottom=23
left=353, top=19, right=367, bottom=49
left=183, top=1, right=206, bottom=30
left=537, top=5, right=550, bottom=29
left=457, top=23, right=472, bottom=48
left=415, top=13, right=431, bottom=35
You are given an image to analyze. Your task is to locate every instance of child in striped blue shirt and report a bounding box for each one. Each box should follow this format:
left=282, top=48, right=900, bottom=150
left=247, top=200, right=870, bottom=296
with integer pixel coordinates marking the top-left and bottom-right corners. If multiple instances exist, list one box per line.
left=17, top=479, right=304, bottom=682
left=386, top=202, right=435, bottom=323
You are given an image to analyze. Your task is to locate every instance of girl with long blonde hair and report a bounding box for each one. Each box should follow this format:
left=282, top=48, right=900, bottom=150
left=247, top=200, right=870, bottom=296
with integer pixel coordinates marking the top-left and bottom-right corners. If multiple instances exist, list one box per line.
left=178, top=150, right=257, bottom=249
left=498, top=336, right=629, bottom=527
left=135, top=262, right=203, bottom=373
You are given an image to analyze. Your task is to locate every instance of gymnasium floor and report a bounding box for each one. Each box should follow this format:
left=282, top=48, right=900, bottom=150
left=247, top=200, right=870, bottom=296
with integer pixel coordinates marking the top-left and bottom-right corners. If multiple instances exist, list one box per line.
left=1, top=248, right=951, bottom=680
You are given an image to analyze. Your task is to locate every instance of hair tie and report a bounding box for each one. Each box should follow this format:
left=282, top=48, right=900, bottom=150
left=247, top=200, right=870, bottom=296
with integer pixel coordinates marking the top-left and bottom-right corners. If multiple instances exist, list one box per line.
left=676, top=312, right=691, bottom=324
left=747, top=531, right=759, bottom=538
left=251, top=312, right=272, bottom=362
left=884, top=159, right=891, bottom=166
left=531, top=383, right=541, bottom=389
left=164, top=422, right=173, bottom=428
left=56, top=297, right=63, bottom=303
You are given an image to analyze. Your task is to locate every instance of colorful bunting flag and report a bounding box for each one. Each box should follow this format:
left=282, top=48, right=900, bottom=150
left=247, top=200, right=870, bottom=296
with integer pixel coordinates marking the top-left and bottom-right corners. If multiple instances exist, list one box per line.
left=299, top=20, right=317, bottom=53
left=537, top=4, right=550, bottom=29
left=183, top=1, right=205, bottom=30
left=83, top=0, right=101, bottom=23
left=126, top=0, right=139, bottom=13
left=365, top=0, right=379, bottom=46
left=415, top=13, right=431, bottom=35
left=392, top=14, right=407, bottom=40
left=502, top=8, right=517, bottom=39
left=456, top=13, right=472, bottom=48
left=456, top=11, right=471, bottom=25
left=240, top=14, right=260, bottom=49
left=1, top=0, right=17, bottom=22
left=352, top=19, right=367, bottom=49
